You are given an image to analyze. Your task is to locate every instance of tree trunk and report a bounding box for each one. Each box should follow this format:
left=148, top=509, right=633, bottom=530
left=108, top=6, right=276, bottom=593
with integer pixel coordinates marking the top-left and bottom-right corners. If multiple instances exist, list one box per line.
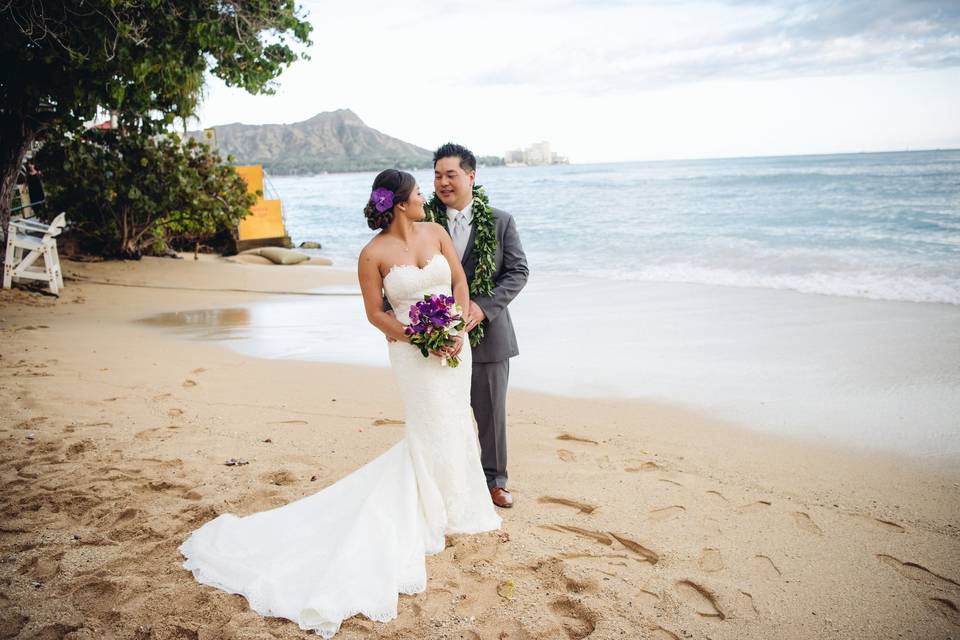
left=0, top=115, right=37, bottom=251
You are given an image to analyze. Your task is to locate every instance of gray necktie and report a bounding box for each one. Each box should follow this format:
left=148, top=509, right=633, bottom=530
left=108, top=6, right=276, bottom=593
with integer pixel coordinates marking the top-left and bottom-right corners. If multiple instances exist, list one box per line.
left=452, top=212, right=467, bottom=259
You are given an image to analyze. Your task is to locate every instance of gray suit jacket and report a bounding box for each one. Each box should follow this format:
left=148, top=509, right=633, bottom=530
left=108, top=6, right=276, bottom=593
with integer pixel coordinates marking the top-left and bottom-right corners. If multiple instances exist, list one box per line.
left=457, top=207, right=529, bottom=363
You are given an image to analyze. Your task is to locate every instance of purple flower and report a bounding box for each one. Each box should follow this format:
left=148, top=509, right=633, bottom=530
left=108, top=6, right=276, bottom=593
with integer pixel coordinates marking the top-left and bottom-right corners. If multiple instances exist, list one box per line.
left=371, top=188, right=394, bottom=213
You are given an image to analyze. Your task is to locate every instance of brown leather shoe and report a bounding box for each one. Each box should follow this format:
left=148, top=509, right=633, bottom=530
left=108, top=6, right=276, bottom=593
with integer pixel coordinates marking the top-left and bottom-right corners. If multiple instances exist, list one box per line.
left=490, top=487, right=513, bottom=508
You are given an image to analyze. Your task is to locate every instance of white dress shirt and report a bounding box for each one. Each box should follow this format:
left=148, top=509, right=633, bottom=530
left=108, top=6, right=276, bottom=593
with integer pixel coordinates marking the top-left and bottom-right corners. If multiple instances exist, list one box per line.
left=447, top=198, right=473, bottom=260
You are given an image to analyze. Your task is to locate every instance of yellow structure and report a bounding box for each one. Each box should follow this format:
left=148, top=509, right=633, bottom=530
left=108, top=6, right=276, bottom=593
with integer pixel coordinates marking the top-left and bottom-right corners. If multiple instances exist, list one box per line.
left=234, top=165, right=291, bottom=250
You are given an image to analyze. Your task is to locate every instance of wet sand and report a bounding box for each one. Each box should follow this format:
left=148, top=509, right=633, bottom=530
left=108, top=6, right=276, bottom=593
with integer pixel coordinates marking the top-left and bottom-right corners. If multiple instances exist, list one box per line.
left=1, top=254, right=959, bottom=639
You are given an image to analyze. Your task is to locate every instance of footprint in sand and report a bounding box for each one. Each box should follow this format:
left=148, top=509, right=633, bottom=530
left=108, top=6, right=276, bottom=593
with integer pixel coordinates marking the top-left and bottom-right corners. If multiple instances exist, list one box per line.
left=675, top=580, right=726, bottom=620
left=609, top=532, right=659, bottom=564
left=877, top=555, right=960, bottom=626
left=751, top=554, right=783, bottom=579
left=182, top=379, right=197, bottom=388
left=372, top=418, right=404, bottom=427
left=70, top=578, right=122, bottom=616
left=549, top=597, right=597, bottom=640
left=542, top=524, right=613, bottom=546
left=538, top=496, right=597, bottom=514
left=635, top=589, right=660, bottom=609
left=134, top=427, right=166, bottom=442
left=737, top=500, right=772, bottom=513
left=844, top=511, right=906, bottom=533
left=557, top=449, right=576, bottom=462
left=928, top=597, right=960, bottom=627
left=737, top=590, right=759, bottom=618
left=556, top=433, right=598, bottom=445
left=791, top=511, right=823, bottom=535
left=65, top=439, right=95, bottom=459
left=876, top=554, right=960, bottom=589
left=259, top=470, right=298, bottom=486
left=698, top=548, right=724, bottom=573
left=624, top=460, right=667, bottom=473
left=649, top=626, right=681, bottom=640
left=648, top=505, right=686, bottom=521
left=167, top=408, right=184, bottom=417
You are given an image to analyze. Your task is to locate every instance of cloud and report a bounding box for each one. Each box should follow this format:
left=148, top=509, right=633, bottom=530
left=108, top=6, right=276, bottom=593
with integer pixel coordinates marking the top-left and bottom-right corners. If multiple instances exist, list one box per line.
left=469, top=0, right=960, bottom=93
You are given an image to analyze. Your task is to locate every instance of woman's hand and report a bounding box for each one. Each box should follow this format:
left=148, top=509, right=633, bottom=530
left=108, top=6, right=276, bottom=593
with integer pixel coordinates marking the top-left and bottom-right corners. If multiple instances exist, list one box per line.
left=430, top=334, right=464, bottom=359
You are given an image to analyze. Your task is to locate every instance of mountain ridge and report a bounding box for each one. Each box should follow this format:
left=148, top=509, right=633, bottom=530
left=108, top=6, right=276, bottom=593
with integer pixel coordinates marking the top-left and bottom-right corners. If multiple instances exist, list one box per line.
left=190, top=109, right=433, bottom=175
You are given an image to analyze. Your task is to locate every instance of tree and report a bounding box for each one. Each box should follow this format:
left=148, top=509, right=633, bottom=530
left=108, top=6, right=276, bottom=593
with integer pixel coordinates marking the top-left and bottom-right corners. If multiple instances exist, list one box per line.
left=0, top=0, right=311, bottom=234
left=36, top=128, right=256, bottom=259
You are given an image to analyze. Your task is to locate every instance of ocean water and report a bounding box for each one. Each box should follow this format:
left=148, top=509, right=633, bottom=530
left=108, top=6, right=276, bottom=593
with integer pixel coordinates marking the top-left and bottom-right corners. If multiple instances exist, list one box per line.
left=274, top=150, right=960, bottom=305
left=142, top=151, right=960, bottom=461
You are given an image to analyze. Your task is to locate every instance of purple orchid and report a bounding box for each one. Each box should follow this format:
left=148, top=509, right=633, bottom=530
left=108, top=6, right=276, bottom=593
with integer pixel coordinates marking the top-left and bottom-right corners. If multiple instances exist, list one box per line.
left=403, top=294, right=466, bottom=367
left=371, top=187, right=394, bottom=213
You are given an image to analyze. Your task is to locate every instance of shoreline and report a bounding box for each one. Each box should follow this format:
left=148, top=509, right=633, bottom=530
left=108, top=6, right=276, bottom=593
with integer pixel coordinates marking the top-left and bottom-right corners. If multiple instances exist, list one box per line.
left=111, top=257, right=960, bottom=464
left=2, top=256, right=959, bottom=639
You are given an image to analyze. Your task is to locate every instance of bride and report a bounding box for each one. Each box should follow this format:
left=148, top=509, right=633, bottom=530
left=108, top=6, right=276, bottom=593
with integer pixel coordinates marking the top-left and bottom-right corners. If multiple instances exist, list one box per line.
left=178, top=168, right=501, bottom=637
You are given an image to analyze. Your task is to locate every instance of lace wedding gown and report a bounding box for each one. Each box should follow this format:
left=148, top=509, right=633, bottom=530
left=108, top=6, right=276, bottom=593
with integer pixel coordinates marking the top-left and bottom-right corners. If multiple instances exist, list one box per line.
left=178, top=253, right=501, bottom=637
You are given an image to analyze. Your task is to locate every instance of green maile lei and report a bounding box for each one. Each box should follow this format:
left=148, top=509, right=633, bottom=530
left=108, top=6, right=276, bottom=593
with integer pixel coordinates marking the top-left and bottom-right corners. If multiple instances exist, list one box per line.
left=425, top=183, right=497, bottom=347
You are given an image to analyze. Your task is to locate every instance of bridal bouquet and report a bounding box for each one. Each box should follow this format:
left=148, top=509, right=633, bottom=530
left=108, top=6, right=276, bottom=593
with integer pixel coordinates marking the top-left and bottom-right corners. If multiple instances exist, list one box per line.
left=405, top=294, right=466, bottom=367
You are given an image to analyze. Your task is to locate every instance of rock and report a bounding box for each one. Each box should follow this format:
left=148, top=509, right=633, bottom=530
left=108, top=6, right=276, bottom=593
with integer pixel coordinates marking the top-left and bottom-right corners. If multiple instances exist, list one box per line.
left=298, top=241, right=322, bottom=249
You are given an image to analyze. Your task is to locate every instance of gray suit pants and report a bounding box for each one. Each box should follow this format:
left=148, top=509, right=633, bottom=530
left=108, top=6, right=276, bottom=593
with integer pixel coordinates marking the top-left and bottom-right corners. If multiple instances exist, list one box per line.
left=471, top=359, right=510, bottom=490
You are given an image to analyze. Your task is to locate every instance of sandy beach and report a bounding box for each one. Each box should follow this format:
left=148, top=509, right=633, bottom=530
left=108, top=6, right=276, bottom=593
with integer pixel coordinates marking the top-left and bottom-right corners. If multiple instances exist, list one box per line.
left=2, top=255, right=959, bottom=640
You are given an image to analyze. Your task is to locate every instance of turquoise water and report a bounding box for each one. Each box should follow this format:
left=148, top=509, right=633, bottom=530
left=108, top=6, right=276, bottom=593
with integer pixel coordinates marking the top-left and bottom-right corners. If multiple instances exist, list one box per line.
left=274, top=149, right=960, bottom=305
left=143, top=150, right=960, bottom=460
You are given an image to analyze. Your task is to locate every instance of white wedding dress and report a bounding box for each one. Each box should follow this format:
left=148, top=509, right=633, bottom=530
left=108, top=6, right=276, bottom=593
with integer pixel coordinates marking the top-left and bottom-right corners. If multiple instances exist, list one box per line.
left=178, top=253, right=501, bottom=637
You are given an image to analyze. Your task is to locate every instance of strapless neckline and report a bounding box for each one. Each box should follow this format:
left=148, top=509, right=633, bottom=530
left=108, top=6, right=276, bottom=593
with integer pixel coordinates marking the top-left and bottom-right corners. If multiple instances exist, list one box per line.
left=384, top=253, right=444, bottom=282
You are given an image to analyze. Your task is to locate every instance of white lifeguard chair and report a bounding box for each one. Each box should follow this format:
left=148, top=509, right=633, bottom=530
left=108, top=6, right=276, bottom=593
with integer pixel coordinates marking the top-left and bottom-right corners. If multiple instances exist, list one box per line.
left=3, top=212, right=67, bottom=295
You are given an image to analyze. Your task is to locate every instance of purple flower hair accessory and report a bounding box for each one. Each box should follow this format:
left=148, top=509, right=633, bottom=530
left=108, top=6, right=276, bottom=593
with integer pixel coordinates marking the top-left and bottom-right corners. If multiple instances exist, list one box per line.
left=371, top=188, right=394, bottom=213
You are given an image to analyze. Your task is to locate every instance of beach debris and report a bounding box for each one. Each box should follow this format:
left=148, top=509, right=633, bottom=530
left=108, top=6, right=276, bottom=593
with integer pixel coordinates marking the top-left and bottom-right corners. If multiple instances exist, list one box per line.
left=373, top=418, right=404, bottom=426
left=26, top=433, right=35, bottom=440
left=556, top=433, right=598, bottom=445
left=310, top=475, right=318, bottom=482
left=262, top=438, right=273, bottom=443
left=224, top=458, right=249, bottom=466
left=497, top=531, right=511, bottom=543
left=299, top=241, right=322, bottom=249
left=497, top=579, right=515, bottom=600
left=537, top=496, right=597, bottom=514
left=31, top=581, right=42, bottom=589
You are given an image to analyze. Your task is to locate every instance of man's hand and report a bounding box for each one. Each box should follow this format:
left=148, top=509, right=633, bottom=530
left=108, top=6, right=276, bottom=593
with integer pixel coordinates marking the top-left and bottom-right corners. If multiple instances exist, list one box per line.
left=465, top=301, right=485, bottom=332
left=385, top=310, right=398, bottom=342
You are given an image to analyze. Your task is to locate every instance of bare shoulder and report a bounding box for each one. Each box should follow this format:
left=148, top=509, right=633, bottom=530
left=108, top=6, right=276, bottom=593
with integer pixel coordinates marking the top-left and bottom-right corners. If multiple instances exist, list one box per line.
left=421, top=221, right=448, bottom=236
left=358, top=237, right=386, bottom=269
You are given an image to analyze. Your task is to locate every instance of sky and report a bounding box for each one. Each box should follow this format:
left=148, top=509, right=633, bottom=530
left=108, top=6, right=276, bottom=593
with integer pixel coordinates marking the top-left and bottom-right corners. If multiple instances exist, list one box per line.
left=194, top=0, right=960, bottom=164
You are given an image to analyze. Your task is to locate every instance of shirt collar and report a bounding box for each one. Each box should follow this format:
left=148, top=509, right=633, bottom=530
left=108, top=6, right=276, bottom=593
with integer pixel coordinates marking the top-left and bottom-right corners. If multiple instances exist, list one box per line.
left=446, top=199, right=474, bottom=225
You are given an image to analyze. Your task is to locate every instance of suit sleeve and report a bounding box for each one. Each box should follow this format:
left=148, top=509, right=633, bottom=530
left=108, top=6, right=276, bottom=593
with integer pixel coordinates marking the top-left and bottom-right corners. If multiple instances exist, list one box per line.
left=473, top=214, right=528, bottom=322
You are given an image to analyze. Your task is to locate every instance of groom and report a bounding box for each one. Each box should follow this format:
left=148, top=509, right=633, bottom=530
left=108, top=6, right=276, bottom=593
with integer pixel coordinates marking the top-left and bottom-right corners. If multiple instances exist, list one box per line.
left=432, top=143, right=528, bottom=508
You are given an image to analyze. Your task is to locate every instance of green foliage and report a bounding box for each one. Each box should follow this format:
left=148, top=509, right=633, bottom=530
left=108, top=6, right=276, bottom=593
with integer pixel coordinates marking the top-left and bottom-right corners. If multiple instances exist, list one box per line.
left=36, top=129, right=256, bottom=259
left=0, top=0, right=312, bottom=234
left=1, top=1, right=312, bottom=134
left=425, top=184, right=498, bottom=347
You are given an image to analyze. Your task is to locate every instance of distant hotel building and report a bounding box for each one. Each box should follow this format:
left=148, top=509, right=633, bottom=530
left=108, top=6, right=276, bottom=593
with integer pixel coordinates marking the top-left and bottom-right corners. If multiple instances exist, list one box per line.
left=504, top=141, right=569, bottom=166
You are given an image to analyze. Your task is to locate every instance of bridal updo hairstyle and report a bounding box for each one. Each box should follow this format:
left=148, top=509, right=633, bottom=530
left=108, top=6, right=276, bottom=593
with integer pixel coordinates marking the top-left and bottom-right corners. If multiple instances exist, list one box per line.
left=364, top=169, right=416, bottom=230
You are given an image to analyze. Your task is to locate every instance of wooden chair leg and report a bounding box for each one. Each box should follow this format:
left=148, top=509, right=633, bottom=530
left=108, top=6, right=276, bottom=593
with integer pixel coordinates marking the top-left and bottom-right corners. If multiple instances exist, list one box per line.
left=3, top=233, right=15, bottom=289
left=43, top=246, right=59, bottom=295
left=51, top=243, right=64, bottom=289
